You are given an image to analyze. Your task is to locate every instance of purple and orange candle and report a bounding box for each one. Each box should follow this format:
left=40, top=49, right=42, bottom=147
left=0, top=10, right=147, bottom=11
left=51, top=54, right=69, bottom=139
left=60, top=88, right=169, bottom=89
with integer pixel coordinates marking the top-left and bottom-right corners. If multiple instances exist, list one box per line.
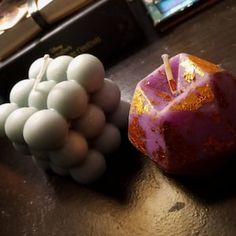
left=129, top=53, right=236, bottom=175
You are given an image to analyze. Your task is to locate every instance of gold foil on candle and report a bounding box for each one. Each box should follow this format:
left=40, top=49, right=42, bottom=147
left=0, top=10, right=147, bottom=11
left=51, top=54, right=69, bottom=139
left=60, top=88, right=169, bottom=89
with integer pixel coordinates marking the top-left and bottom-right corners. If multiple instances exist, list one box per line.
left=184, top=67, right=196, bottom=83
left=188, top=55, right=223, bottom=73
left=181, top=56, right=223, bottom=83
left=171, top=84, right=214, bottom=111
left=128, top=116, right=146, bottom=154
left=180, top=58, right=204, bottom=78
left=130, top=88, right=152, bottom=115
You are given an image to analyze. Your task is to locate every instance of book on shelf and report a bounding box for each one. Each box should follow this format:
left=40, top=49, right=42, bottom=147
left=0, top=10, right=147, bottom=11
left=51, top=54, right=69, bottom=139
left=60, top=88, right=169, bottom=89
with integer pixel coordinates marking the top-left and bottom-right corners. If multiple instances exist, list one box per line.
left=0, top=0, right=146, bottom=100
left=0, top=0, right=94, bottom=61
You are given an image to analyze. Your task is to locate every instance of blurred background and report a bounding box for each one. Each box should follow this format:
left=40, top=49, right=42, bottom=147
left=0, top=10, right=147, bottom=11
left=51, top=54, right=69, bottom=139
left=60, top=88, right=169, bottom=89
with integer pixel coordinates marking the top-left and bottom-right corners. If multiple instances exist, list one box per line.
left=0, top=0, right=218, bottom=101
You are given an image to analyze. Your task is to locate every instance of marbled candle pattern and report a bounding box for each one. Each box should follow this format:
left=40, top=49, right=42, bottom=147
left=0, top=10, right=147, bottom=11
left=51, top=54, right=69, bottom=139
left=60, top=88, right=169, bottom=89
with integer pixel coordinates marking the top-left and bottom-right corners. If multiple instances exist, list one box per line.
left=129, top=53, right=236, bottom=175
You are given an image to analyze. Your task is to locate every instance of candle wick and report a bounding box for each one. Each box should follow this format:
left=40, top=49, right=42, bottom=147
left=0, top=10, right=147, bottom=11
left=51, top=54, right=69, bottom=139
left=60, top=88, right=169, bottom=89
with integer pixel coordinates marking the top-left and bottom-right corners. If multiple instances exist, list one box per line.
left=161, top=54, right=178, bottom=95
left=33, top=54, right=50, bottom=91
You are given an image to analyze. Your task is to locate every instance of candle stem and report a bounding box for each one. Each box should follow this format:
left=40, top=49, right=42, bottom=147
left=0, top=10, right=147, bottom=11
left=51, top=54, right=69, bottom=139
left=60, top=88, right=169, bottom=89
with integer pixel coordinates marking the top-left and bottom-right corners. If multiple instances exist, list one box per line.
left=33, top=54, right=50, bottom=90
left=161, top=54, right=178, bottom=95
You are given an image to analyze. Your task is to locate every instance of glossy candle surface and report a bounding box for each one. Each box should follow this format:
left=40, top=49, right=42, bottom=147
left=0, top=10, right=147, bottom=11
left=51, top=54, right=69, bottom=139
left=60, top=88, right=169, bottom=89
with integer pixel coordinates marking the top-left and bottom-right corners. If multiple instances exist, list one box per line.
left=128, top=53, right=236, bottom=175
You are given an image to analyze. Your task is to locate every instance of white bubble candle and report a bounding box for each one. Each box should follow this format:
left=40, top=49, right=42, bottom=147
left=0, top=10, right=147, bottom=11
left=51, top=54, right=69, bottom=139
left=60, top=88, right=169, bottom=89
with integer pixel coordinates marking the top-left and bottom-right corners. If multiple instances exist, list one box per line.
left=0, top=53, right=130, bottom=184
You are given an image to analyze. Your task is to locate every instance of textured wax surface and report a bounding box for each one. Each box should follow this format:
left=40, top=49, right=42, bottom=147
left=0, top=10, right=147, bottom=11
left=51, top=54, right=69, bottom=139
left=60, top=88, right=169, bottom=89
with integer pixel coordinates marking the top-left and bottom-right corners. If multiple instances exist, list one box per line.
left=129, top=53, right=236, bottom=175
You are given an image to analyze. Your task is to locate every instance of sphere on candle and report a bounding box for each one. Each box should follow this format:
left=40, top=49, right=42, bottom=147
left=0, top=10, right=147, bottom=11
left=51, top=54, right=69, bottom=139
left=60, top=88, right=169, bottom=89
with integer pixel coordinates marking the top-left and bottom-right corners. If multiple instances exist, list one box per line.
left=92, top=78, right=121, bottom=113
left=67, top=54, right=105, bottom=93
left=70, top=149, right=106, bottom=184
left=47, top=80, right=88, bottom=119
left=0, top=103, right=18, bottom=137
left=47, top=55, right=73, bottom=82
left=28, top=80, right=56, bottom=109
left=5, top=107, right=37, bottom=144
left=93, top=123, right=121, bottom=154
left=32, top=156, right=50, bottom=170
left=23, top=109, right=68, bottom=149
left=108, top=100, right=130, bottom=129
left=50, top=163, right=69, bottom=176
left=12, top=142, right=31, bottom=155
left=49, top=131, right=88, bottom=168
left=10, top=79, right=35, bottom=107
left=28, top=57, right=53, bottom=80
left=73, top=104, right=106, bottom=139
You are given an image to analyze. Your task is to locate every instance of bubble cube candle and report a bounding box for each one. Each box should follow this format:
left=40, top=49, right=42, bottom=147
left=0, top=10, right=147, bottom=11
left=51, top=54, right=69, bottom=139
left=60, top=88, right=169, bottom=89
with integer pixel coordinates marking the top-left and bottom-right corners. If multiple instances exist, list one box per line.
left=0, top=54, right=130, bottom=184
left=129, top=53, right=236, bottom=175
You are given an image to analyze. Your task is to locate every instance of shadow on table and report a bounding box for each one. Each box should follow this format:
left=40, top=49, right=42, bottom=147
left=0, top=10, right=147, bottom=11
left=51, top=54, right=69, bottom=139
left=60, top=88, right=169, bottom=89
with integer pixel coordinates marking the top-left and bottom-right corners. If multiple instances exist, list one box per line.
left=171, top=155, right=236, bottom=204
left=47, top=131, right=145, bottom=204
left=92, top=135, right=145, bottom=202
left=0, top=134, right=144, bottom=205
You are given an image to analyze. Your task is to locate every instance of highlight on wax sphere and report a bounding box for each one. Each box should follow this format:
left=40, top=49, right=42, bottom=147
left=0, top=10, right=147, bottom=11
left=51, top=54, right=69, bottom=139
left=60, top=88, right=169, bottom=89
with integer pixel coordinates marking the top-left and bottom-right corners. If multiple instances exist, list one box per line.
left=5, top=107, right=37, bottom=144
left=47, top=80, right=88, bottom=119
left=23, top=109, right=69, bottom=149
left=0, top=103, right=18, bottom=137
left=47, top=55, right=73, bottom=82
left=10, top=79, right=35, bottom=107
left=67, top=54, right=105, bottom=93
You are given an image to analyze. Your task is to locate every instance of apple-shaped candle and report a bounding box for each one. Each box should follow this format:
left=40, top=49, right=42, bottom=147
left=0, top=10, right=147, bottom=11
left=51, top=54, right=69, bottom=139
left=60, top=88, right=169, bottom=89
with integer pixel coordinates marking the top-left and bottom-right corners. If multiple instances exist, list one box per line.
left=129, top=53, right=236, bottom=175
left=0, top=53, right=130, bottom=184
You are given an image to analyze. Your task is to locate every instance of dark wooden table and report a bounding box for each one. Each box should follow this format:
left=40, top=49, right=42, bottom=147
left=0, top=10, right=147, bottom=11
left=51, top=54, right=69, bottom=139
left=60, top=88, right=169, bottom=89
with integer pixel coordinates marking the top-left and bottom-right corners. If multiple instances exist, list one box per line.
left=1, top=0, right=236, bottom=235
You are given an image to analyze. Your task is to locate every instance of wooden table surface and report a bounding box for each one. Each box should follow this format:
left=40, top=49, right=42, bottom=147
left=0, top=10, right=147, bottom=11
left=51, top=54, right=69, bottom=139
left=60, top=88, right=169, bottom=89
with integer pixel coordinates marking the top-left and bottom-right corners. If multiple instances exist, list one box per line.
left=1, top=0, right=236, bottom=235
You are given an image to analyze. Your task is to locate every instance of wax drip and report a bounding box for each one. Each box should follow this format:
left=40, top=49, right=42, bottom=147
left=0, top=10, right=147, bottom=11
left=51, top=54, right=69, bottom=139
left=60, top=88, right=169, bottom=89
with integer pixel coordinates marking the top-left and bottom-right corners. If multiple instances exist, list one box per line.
left=161, top=54, right=178, bottom=95
left=33, top=54, right=50, bottom=90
